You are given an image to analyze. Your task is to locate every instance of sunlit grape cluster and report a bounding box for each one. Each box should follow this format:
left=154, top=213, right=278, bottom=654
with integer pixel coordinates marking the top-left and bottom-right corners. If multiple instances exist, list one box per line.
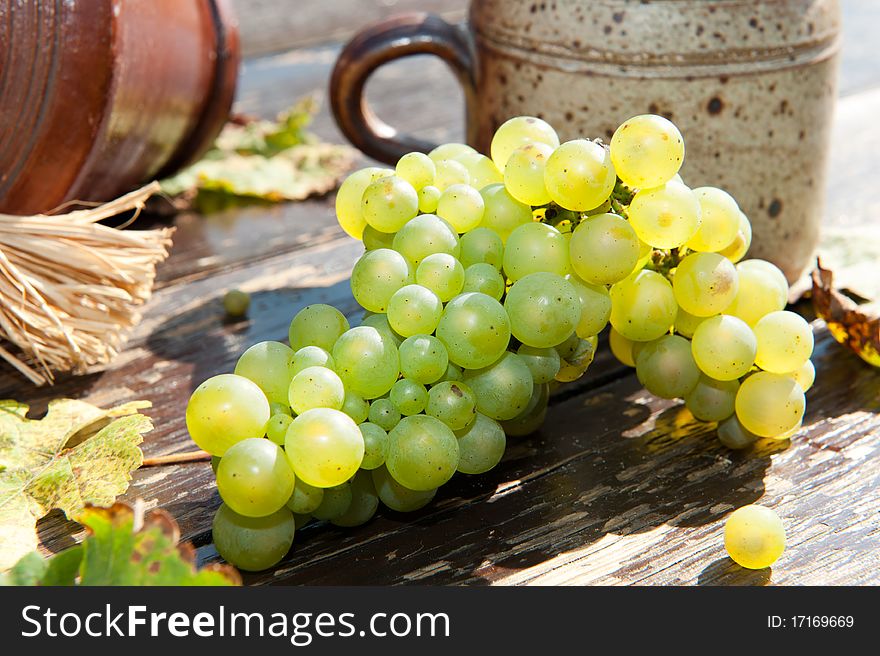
left=186, top=114, right=813, bottom=572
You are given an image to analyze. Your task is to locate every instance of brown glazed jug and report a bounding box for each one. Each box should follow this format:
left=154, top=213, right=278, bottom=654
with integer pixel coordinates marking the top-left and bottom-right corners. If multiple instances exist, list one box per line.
left=330, top=0, right=841, bottom=281
left=0, top=0, right=240, bottom=214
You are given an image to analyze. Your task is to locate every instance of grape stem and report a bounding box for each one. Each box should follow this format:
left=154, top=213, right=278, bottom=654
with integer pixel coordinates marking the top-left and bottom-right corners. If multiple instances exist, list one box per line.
left=142, top=450, right=212, bottom=467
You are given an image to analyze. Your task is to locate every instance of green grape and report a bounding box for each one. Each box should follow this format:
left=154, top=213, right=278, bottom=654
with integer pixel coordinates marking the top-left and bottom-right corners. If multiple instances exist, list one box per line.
left=386, top=415, right=460, bottom=491
left=443, top=362, right=463, bottom=381
left=285, top=408, right=364, bottom=487
left=361, top=313, right=403, bottom=346
left=568, top=276, right=612, bottom=338
left=361, top=175, right=419, bottom=233
left=350, top=248, right=412, bottom=313
left=479, top=183, right=533, bottom=242
left=186, top=374, right=270, bottom=456
left=429, top=142, right=475, bottom=164
left=503, top=142, right=553, bottom=206
left=392, top=213, right=460, bottom=265
left=499, top=382, right=549, bottom=436
left=418, top=185, right=441, bottom=213
left=390, top=378, right=429, bottom=415
left=459, top=226, right=503, bottom=269
left=491, top=115, right=560, bottom=171
left=436, top=292, right=511, bottom=369
left=628, top=180, right=701, bottom=248
left=609, top=328, right=636, bottom=367
left=672, top=252, right=739, bottom=317
left=415, top=253, right=465, bottom=302
left=286, top=477, right=325, bottom=515
left=674, top=308, right=711, bottom=338
left=718, top=210, right=752, bottom=263
left=505, top=272, right=581, bottom=348
left=212, top=504, right=295, bottom=572
left=340, top=390, right=369, bottom=424
left=725, top=259, right=789, bottom=326
left=358, top=422, right=389, bottom=470
left=635, top=335, right=700, bottom=399
left=685, top=374, right=739, bottom=422
left=787, top=359, right=815, bottom=392
left=216, top=438, right=295, bottom=517
left=753, top=310, right=814, bottom=374
left=211, top=455, right=221, bottom=473
left=371, top=466, right=437, bottom=512
left=687, top=187, right=741, bottom=252
left=233, top=340, right=295, bottom=405
left=724, top=504, right=786, bottom=569
left=288, top=365, right=345, bottom=414
left=398, top=334, right=449, bottom=384
left=333, top=326, right=400, bottom=398
left=269, top=401, right=292, bottom=417
left=433, top=158, right=470, bottom=190
left=331, top=470, right=380, bottom=527
left=436, top=183, right=485, bottom=232
left=554, top=331, right=580, bottom=360
left=453, top=151, right=503, bottom=189
left=223, top=289, right=250, bottom=318
left=363, top=224, right=396, bottom=250
left=426, top=380, right=477, bottom=430
left=516, top=344, right=561, bottom=384
left=610, top=114, right=685, bottom=189
left=568, top=213, right=640, bottom=285
left=395, top=151, right=435, bottom=190
left=335, top=166, right=393, bottom=240
left=368, top=398, right=402, bottom=431
left=265, top=413, right=292, bottom=445
left=609, top=270, right=678, bottom=342
left=544, top=139, right=616, bottom=211
left=463, top=351, right=533, bottom=420
left=290, top=345, right=334, bottom=376
left=387, top=284, right=443, bottom=337
left=717, top=415, right=759, bottom=450
left=691, top=314, right=757, bottom=381
left=555, top=335, right=597, bottom=382
left=292, top=513, right=312, bottom=530
left=289, top=304, right=350, bottom=352
left=456, top=412, right=507, bottom=474
left=503, top=222, right=570, bottom=281
left=735, top=372, right=805, bottom=438
left=311, top=482, right=353, bottom=521
left=462, top=263, right=505, bottom=300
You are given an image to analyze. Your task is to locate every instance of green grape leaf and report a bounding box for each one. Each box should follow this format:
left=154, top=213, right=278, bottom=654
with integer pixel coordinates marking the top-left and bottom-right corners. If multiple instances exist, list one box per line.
left=0, top=399, right=151, bottom=570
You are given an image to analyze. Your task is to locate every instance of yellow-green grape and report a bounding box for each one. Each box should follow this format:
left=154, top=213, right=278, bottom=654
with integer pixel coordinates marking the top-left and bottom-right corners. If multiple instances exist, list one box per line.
left=433, top=158, right=470, bottom=190
left=674, top=308, right=711, bottom=338
left=555, top=336, right=598, bottom=382
left=361, top=312, right=403, bottom=347
left=340, top=390, right=369, bottom=424
left=463, top=351, right=534, bottom=421
left=371, top=466, right=437, bottom=512
left=223, top=289, right=250, bottom=318
left=216, top=438, right=295, bottom=517
left=453, top=151, right=503, bottom=189
left=288, top=303, right=350, bottom=353
left=456, top=412, right=507, bottom=474
left=429, top=142, right=476, bottom=164
left=753, top=310, right=814, bottom=373
left=436, top=292, right=511, bottom=369
left=392, top=213, right=460, bottom=265
left=635, top=334, right=700, bottom=399
left=418, top=185, right=441, bottom=213
left=311, top=482, right=352, bottom=520
left=387, top=284, right=443, bottom=337
left=544, top=139, right=617, bottom=211
left=610, top=114, right=685, bottom=189
left=331, top=469, right=380, bottom=527
left=787, top=359, right=815, bottom=392
left=459, top=226, right=503, bottom=269
left=363, top=224, right=396, bottom=250
left=398, top=334, right=448, bottom=384
left=290, top=345, right=335, bottom=376
left=718, top=210, right=752, bottom=263
left=503, top=222, right=570, bottom=281
left=500, top=382, right=549, bottom=435
left=609, top=327, right=636, bottom=367
left=361, top=175, right=419, bottom=233
left=735, top=371, right=805, bottom=437
left=269, top=401, right=292, bottom=417
left=234, top=340, right=296, bottom=405
left=426, top=380, right=477, bottom=430
left=609, top=270, right=678, bottom=342
left=687, top=187, right=741, bottom=252
left=288, top=365, right=345, bottom=414
left=672, top=252, right=739, bottom=317
left=505, top=272, right=581, bottom=348
left=395, top=151, right=435, bottom=190
left=212, top=504, right=295, bottom=572
left=490, top=115, right=560, bottom=171
left=568, top=213, right=640, bottom=285
left=390, top=378, right=428, bottom=416
left=568, top=276, right=612, bottom=338
left=436, top=183, right=485, bottom=232
left=503, top=142, right=553, bottom=206
left=350, top=248, right=412, bottom=313
left=416, top=253, right=465, bottom=302
left=386, top=415, right=460, bottom=491
left=265, top=413, right=293, bottom=445
left=335, top=166, right=393, bottom=239
left=286, top=477, right=325, bottom=515
left=724, top=504, right=786, bottom=569
left=479, top=183, right=533, bottom=242
left=717, top=415, right=759, bottom=450
left=725, top=259, right=789, bottom=326
left=285, top=408, right=364, bottom=487
left=691, top=314, right=757, bottom=381
left=685, top=374, right=739, bottom=422
left=462, top=263, right=505, bottom=300
left=632, top=238, right=653, bottom=275
left=628, top=180, right=702, bottom=248
left=186, top=374, right=270, bottom=456
left=516, top=344, right=561, bottom=384
left=555, top=332, right=579, bottom=359
left=443, top=362, right=463, bottom=381
left=368, top=398, right=401, bottom=431
left=358, top=422, right=389, bottom=470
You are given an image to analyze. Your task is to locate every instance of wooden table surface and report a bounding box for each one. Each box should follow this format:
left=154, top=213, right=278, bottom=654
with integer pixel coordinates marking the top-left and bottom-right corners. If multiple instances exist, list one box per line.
left=2, top=2, right=879, bottom=585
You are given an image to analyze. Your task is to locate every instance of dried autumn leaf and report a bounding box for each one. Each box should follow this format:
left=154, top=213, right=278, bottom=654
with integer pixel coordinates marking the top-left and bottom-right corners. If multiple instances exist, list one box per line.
left=0, top=399, right=151, bottom=570
left=811, top=261, right=880, bottom=367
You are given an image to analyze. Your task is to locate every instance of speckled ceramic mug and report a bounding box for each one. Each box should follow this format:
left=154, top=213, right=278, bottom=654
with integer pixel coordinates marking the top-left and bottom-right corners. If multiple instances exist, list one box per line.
left=331, top=0, right=841, bottom=281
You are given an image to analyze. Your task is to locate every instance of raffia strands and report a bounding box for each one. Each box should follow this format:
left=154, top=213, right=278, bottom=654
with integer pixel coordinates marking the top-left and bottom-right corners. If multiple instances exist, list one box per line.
left=0, top=182, right=173, bottom=385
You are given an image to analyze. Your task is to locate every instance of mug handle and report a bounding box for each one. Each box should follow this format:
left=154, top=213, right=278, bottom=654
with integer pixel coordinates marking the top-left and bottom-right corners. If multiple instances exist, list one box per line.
left=330, top=13, right=476, bottom=165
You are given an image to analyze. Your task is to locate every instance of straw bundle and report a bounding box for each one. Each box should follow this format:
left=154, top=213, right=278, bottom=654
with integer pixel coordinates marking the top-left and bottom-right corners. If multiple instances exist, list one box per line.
left=0, top=183, right=173, bottom=385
